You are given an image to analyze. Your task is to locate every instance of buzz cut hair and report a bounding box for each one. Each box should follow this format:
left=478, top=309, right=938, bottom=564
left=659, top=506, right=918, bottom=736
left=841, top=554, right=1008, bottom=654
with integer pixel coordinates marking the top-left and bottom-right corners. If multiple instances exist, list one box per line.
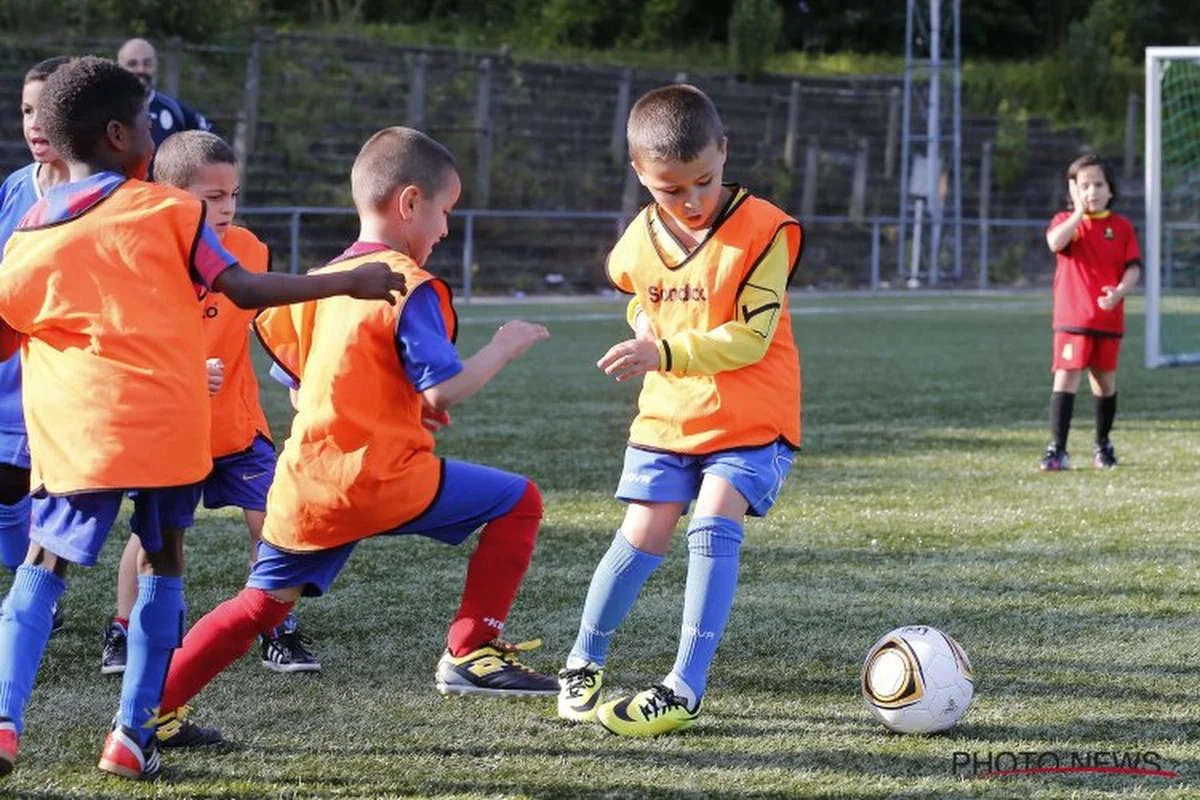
left=154, top=130, right=237, bottom=189
left=351, top=126, right=457, bottom=212
left=24, top=56, right=71, bottom=85
left=38, top=56, right=147, bottom=163
left=627, top=84, right=724, bottom=165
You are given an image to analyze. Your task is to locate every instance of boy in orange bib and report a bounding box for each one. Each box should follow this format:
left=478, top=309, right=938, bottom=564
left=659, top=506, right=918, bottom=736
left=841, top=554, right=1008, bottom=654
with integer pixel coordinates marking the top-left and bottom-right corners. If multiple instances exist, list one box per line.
left=152, top=126, right=557, bottom=749
left=101, top=132, right=322, bottom=688
left=557, top=85, right=803, bottom=737
left=0, top=57, right=404, bottom=781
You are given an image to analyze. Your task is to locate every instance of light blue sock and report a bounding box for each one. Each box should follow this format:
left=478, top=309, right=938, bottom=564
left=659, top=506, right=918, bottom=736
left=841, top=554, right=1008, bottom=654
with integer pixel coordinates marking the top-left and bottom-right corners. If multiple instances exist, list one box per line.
left=0, top=496, right=31, bottom=573
left=118, top=575, right=184, bottom=747
left=569, top=531, right=664, bottom=667
left=0, top=565, right=66, bottom=732
left=669, top=516, right=744, bottom=705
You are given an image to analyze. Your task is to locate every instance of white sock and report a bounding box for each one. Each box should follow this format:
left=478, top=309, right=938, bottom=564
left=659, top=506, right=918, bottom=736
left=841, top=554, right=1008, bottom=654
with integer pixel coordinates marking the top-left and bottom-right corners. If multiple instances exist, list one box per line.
left=662, top=672, right=699, bottom=711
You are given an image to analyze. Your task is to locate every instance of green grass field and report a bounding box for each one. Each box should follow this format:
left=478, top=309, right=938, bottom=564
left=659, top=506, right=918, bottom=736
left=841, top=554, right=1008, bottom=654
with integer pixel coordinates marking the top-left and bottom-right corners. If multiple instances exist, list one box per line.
left=3, top=293, right=1200, bottom=798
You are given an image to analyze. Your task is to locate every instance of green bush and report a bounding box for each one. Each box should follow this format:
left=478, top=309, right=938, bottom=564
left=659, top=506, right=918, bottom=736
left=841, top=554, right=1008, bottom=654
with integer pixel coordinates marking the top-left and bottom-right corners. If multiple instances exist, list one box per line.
left=728, top=0, right=781, bottom=82
left=992, top=100, right=1029, bottom=193
left=0, top=0, right=255, bottom=38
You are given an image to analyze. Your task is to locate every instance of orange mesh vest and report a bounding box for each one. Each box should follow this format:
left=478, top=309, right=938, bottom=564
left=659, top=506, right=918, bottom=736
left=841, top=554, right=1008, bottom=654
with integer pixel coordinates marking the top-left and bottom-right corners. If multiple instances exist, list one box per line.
left=206, top=225, right=271, bottom=457
left=254, top=248, right=454, bottom=551
left=0, top=180, right=212, bottom=493
left=607, top=193, right=802, bottom=454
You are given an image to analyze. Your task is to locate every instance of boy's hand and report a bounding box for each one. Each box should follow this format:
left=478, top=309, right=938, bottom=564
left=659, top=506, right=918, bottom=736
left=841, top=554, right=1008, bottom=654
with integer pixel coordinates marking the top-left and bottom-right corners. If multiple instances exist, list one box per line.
left=1098, top=285, right=1123, bottom=311
left=1068, top=179, right=1087, bottom=215
left=346, top=262, right=408, bottom=305
left=206, top=358, right=225, bottom=395
left=421, top=401, right=451, bottom=432
left=598, top=338, right=660, bottom=382
left=492, top=320, right=550, bottom=361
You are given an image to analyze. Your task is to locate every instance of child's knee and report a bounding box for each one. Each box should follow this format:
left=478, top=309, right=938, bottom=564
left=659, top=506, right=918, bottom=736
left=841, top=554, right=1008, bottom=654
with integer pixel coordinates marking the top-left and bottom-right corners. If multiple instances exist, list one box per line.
left=512, top=480, right=543, bottom=520
left=685, top=516, right=744, bottom=557
left=1090, top=370, right=1116, bottom=394
left=238, top=587, right=295, bottom=635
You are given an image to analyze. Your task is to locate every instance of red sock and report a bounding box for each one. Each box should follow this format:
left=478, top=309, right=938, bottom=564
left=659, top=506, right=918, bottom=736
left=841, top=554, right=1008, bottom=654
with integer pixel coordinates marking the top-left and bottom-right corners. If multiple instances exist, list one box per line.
left=113, top=616, right=129, bottom=629
left=160, top=588, right=293, bottom=713
left=446, top=481, right=542, bottom=656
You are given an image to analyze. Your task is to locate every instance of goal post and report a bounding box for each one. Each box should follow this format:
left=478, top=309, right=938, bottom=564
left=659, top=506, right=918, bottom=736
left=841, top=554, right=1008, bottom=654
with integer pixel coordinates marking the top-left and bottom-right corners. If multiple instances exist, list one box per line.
left=1145, top=46, right=1200, bottom=368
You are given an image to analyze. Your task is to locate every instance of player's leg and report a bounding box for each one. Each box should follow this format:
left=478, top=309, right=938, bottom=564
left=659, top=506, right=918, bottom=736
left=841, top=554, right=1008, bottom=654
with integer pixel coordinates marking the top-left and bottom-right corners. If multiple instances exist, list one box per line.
left=597, top=442, right=793, bottom=737
left=1044, top=332, right=1086, bottom=470
left=101, top=535, right=141, bottom=676
left=1087, top=337, right=1120, bottom=468
left=155, top=543, right=352, bottom=749
left=101, top=486, right=196, bottom=779
left=560, top=447, right=694, bottom=721
left=0, top=544, right=70, bottom=778
left=390, top=461, right=557, bottom=697
left=205, top=438, right=320, bottom=672
left=250, top=508, right=318, bottom=673
left=2, top=491, right=124, bottom=778
left=0, top=465, right=59, bottom=635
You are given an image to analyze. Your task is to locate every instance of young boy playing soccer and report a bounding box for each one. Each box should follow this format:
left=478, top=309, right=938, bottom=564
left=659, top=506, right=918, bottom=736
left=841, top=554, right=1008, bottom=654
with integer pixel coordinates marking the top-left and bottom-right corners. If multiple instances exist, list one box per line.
left=0, top=58, right=71, bottom=613
left=101, top=131, right=321, bottom=681
left=556, top=84, right=803, bottom=737
left=0, top=56, right=404, bottom=781
left=1040, top=154, right=1141, bottom=471
left=149, top=125, right=558, bottom=752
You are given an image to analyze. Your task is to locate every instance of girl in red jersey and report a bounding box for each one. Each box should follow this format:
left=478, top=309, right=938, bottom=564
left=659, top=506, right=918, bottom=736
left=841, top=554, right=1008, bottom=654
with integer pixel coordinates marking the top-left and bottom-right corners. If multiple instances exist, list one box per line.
left=1041, top=154, right=1141, bottom=471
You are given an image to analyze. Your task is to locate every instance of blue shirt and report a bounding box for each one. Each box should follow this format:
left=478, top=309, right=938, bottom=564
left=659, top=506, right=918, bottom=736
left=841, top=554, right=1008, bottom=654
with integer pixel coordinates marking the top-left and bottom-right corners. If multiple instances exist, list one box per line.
left=0, top=163, right=41, bottom=467
left=149, top=90, right=211, bottom=148
left=270, top=282, right=463, bottom=393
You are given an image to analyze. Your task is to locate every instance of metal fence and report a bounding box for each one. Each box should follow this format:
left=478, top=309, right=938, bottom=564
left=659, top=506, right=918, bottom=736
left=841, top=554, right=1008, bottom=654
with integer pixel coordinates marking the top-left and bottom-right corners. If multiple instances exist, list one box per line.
left=237, top=207, right=1077, bottom=297
left=236, top=207, right=1199, bottom=298
left=237, top=207, right=628, bottom=302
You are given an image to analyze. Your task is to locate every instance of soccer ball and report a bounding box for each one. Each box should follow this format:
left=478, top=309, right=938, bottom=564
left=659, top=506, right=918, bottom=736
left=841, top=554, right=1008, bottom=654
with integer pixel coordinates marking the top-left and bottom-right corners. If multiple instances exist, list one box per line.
left=861, top=625, right=974, bottom=734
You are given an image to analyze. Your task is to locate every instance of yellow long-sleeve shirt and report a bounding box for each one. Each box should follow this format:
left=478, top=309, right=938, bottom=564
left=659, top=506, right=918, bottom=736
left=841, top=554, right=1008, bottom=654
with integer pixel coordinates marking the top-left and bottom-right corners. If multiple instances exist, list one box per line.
left=627, top=201, right=791, bottom=376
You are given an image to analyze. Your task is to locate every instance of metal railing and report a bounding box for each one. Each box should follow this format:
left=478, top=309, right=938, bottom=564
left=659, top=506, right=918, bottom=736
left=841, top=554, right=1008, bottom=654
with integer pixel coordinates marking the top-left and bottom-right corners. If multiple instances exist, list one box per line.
left=237, top=207, right=1193, bottom=297
left=237, top=207, right=627, bottom=302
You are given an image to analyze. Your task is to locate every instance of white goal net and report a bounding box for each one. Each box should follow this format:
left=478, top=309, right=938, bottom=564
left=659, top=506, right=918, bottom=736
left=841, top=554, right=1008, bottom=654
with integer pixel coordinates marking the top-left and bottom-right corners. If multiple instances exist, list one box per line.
left=1145, top=47, right=1200, bottom=367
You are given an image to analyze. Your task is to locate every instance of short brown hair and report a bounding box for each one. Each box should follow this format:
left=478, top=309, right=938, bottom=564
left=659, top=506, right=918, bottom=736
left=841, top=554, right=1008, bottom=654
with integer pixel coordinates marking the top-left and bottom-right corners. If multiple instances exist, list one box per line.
left=351, top=126, right=456, bottom=212
left=25, top=56, right=70, bottom=84
left=154, top=130, right=237, bottom=188
left=627, top=84, right=724, bottom=165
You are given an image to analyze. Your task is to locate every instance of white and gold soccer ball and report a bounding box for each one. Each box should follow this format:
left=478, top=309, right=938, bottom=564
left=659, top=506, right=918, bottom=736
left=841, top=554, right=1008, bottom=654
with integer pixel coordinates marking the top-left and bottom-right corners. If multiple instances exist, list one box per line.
left=861, top=625, right=974, bottom=734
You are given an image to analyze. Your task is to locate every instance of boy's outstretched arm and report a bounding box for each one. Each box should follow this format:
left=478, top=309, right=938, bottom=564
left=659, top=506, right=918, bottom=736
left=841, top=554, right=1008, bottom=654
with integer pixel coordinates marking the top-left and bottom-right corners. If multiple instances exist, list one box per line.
left=215, top=261, right=407, bottom=310
left=421, top=321, right=548, bottom=411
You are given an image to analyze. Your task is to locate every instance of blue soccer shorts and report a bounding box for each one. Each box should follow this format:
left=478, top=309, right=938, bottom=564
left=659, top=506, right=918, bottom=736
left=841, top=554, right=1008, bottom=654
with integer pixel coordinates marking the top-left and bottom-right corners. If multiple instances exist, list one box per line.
left=193, top=435, right=276, bottom=513
left=615, top=440, right=795, bottom=517
left=30, top=484, right=200, bottom=567
left=246, top=459, right=529, bottom=597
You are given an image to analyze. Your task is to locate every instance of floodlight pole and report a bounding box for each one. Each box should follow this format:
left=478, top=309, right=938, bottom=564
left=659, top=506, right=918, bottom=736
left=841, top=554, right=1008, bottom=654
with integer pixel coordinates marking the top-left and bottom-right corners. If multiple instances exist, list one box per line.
left=897, top=0, right=962, bottom=287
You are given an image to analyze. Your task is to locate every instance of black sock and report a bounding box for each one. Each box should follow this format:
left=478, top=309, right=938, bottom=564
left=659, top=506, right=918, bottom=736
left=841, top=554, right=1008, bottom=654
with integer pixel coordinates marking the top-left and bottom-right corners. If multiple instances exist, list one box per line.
left=1049, top=391, right=1075, bottom=451
left=1095, top=392, right=1117, bottom=444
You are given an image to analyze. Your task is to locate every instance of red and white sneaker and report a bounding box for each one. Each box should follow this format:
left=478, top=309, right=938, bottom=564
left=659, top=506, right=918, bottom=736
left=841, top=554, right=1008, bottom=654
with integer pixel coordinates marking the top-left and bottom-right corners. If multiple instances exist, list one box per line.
left=0, top=718, right=17, bottom=778
left=97, top=722, right=160, bottom=780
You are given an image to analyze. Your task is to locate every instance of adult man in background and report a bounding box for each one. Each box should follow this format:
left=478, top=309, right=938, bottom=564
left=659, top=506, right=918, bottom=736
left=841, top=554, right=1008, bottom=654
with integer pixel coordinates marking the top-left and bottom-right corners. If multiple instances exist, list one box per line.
left=118, top=38, right=211, bottom=147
